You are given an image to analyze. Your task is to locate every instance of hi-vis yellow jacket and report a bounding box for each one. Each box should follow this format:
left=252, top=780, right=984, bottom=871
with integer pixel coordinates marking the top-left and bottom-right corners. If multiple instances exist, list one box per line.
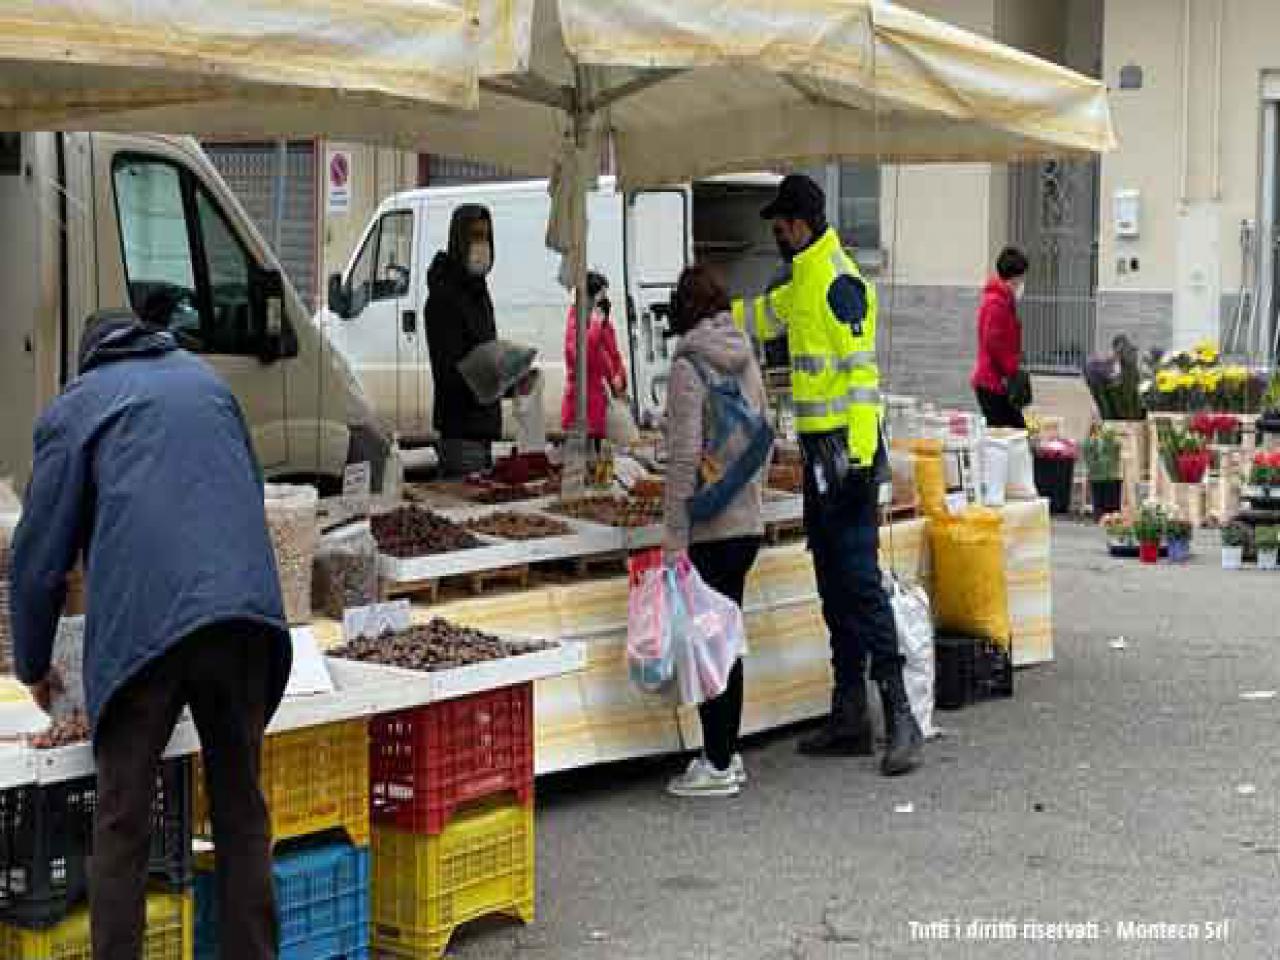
left=731, top=228, right=881, bottom=467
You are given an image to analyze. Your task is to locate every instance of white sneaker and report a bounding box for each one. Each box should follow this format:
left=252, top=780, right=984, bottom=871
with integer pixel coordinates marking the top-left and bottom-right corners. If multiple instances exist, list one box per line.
left=729, top=753, right=748, bottom=785
left=666, top=757, right=740, bottom=798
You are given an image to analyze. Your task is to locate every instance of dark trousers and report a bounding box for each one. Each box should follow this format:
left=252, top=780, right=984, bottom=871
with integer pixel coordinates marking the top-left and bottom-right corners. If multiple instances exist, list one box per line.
left=975, top=387, right=1027, bottom=429
left=803, top=459, right=901, bottom=693
left=91, top=620, right=277, bottom=960
left=688, top=535, right=761, bottom=772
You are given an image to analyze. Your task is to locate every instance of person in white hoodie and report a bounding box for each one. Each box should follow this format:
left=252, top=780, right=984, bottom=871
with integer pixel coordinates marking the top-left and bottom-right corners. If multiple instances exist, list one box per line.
left=662, top=264, right=768, bottom=798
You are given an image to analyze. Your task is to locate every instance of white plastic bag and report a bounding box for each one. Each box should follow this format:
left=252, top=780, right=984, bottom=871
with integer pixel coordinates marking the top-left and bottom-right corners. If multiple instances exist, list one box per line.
left=980, top=436, right=1010, bottom=507
left=668, top=558, right=745, bottom=707
left=992, top=429, right=1036, bottom=500
left=887, top=574, right=938, bottom=739
left=264, top=483, right=319, bottom=625
left=458, top=340, right=538, bottom=405
left=606, top=393, right=640, bottom=447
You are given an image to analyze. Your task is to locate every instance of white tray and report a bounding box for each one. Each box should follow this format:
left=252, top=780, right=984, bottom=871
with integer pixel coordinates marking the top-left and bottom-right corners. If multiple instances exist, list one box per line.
left=0, top=641, right=585, bottom=787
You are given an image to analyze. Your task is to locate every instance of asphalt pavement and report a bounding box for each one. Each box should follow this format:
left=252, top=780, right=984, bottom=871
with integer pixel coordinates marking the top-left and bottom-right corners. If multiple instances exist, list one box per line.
left=450, top=522, right=1279, bottom=959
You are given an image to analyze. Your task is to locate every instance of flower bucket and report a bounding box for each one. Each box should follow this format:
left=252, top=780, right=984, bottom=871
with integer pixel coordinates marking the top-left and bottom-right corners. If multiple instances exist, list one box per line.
left=1167, top=539, right=1192, bottom=564
left=1176, top=451, right=1211, bottom=484
left=1138, top=540, right=1160, bottom=564
left=1259, top=548, right=1279, bottom=571
left=1091, top=480, right=1122, bottom=520
left=1222, top=546, right=1245, bottom=570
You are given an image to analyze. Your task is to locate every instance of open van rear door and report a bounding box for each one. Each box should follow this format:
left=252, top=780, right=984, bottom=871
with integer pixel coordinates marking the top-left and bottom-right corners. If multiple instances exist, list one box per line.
left=624, top=188, right=690, bottom=427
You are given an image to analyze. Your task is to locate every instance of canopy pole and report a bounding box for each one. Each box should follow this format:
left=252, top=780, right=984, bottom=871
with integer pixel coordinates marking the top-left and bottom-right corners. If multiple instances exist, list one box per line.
left=572, top=70, right=591, bottom=443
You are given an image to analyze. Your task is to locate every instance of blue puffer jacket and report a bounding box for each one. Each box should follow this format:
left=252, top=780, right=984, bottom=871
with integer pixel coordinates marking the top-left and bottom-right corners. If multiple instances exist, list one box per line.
left=9, top=315, right=291, bottom=732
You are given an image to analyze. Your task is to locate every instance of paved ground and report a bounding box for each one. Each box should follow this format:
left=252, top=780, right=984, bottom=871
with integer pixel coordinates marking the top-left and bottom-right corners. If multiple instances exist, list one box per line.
left=451, top=523, right=1279, bottom=959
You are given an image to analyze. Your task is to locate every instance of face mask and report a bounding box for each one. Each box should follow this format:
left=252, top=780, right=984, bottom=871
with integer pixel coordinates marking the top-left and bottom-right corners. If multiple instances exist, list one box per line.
left=1011, top=279, right=1026, bottom=300
left=466, top=241, right=492, bottom=277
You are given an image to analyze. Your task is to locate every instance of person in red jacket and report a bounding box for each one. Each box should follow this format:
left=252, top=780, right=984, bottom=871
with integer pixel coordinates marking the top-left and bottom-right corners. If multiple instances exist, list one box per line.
left=562, top=271, right=628, bottom=442
left=971, top=246, right=1030, bottom=429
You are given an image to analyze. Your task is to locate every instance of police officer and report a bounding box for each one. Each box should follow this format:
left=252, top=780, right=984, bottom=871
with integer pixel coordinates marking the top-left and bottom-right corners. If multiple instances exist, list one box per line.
left=734, top=174, right=921, bottom=776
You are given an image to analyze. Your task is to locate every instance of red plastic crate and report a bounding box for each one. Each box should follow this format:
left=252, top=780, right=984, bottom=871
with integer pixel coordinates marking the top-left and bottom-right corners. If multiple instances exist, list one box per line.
left=370, top=684, right=533, bottom=835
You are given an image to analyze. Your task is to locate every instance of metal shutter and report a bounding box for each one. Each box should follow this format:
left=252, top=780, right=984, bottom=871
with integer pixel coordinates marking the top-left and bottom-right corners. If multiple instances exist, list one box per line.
left=204, top=142, right=318, bottom=310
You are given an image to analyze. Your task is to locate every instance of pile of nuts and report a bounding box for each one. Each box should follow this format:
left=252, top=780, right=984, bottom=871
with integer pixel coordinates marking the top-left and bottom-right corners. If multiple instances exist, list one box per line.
left=550, top=495, right=663, bottom=528
left=464, top=511, right=571, bottom=540
left=330, top=618, right=549, bottom=672
left=371, top=507, right=481, bottom=558
left=471, top=478, right=560, bottom=504
left=28, top=711, right=90, bottom=749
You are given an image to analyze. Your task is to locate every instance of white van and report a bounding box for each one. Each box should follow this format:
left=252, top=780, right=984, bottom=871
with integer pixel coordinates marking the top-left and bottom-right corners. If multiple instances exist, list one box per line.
left=322, top=175, right=782, bottom=443
left=0, top=132, right=385, bottom=491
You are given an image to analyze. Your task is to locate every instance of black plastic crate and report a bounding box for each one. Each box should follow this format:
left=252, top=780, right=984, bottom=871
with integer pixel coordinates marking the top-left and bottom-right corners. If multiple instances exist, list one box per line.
left=0, top=757, right=191, bottom=928
left=935, top=634, right=1013, bottom=710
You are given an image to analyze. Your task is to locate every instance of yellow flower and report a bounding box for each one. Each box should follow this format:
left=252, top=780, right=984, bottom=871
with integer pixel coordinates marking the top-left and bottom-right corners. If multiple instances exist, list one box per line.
left=1192, top=339, right=1220, bottom=364
left=1176, top=373, right=1197, bottom=391
left=1224, top=366, right=1249, bottom=383
left=1156, top=370, right=1179, bottom=393
left=1203, top=370, right=1223, bottom=393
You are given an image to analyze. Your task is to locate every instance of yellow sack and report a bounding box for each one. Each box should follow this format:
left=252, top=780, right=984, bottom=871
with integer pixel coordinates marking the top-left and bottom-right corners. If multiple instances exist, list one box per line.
left=929, top=507, right=1011, bottom=648
left=910, top=439, right=947, bottom=519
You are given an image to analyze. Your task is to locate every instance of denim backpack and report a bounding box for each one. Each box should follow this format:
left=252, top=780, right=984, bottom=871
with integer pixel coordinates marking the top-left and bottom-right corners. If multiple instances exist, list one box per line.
left=682, top=355, right=774, bottom=522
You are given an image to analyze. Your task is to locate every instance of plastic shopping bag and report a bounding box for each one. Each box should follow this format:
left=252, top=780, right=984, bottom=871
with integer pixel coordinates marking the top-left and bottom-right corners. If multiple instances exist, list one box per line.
left=627, top=555, right=675, bottom=694
left=886, top=574, right=938, bottom=739
left=668, top=557, right=746, bottom=707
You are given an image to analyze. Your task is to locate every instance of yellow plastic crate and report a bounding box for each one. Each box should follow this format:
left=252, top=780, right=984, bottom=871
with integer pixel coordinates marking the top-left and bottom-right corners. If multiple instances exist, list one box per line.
left=372, top=800, right=534, bottom=959
left=195, top=719, right=369, bottom=848
left=0, top=890, right=192, bottom=960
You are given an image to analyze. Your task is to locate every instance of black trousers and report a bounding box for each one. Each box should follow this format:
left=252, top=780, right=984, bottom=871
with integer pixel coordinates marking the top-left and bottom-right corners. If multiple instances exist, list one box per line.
left=688, top=536, right=761, bottom=772
left=803, top=453, right=902, bottom=692
left=975, top=387, right=1027, bottom=429
left=91, top=620, right=277, bottom=960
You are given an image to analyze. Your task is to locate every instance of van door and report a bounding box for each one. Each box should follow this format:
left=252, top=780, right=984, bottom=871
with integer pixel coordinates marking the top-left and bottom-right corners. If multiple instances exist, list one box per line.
left=625, top=188, right=691, bottom=425
left=0, top=134, right=39, bottom=482
left=330, top=208, right=421, bottom=439
left=100, top=144, right=290, bottom=470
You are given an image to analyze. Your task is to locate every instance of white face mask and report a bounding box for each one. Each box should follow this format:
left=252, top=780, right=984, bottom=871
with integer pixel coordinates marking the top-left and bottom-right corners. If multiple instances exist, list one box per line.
left=466, top=241, right=493, bottom=277
left=1011, top=279, right=1026, bottom=300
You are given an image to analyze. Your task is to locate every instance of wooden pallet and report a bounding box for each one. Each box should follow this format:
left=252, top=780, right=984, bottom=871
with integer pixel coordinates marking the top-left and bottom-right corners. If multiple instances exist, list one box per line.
left=381, top=563, right=531, bottom=604
left=572, top=550, right=628, bottom=578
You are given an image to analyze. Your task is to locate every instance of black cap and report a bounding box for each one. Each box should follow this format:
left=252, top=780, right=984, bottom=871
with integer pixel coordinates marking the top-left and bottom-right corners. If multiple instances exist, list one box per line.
left=761, top=174, right=827, bottom=223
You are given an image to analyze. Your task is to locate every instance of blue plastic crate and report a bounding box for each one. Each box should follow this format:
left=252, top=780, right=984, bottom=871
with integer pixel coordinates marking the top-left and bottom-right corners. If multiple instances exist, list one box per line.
left=196, top=842, right=369, bottom=960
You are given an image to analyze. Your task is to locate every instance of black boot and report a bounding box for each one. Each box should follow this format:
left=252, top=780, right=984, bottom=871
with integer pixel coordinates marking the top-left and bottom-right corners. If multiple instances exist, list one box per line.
left=877, top=670, right=923, bottom=776
left=798, top=685, right=874, bottom=756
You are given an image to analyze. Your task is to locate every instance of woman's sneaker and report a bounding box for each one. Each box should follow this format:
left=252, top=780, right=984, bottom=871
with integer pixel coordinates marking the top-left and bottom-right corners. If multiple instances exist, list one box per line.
left=667, top=757, right=740, bottom=798
left=729, top=753, right=748, bottom=785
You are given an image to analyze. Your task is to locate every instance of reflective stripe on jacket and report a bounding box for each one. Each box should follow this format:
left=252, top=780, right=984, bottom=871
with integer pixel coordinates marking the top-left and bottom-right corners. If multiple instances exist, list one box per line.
left=731, top=228, right=881, bottom=466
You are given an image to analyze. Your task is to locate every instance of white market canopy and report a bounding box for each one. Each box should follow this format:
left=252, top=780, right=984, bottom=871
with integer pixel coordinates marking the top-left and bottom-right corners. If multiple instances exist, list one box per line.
left=0, top=0, right=1115, bottom=181
left=0, top=0, right=481, bottom=123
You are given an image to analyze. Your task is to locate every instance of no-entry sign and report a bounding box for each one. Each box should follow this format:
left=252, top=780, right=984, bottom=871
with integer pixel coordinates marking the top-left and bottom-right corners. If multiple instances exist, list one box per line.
left=327, top=148, right=352, bottom=215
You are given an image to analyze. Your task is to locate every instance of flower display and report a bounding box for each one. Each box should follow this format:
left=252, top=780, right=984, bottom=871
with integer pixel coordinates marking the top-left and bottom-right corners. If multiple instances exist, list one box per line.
left=1141, top=340, right=1268, bottom=414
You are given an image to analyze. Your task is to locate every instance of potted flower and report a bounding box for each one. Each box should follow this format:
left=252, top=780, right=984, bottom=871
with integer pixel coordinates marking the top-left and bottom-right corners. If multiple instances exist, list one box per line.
left=1102, top=512, right=1137, bottom=557
left=1247, top=452, right=1280, bottom=500
left=1033, top=437, right=1079, bottom=516
left=1221, top=522, right=1248, bottom=570
left=1165, top=518, right=1193, bottom=564
left=1083, top=426, right=1122, bottom=519
left=1256, top=526, right=1279, bottom=571
left=1134, top=503, right=1166, bottom=565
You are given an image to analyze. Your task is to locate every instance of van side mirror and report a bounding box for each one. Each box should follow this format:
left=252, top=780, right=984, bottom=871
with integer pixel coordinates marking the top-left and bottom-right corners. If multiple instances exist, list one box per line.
left=251, top=267, right=294, bottom=364
left=328, top=273, right=352, bottom=319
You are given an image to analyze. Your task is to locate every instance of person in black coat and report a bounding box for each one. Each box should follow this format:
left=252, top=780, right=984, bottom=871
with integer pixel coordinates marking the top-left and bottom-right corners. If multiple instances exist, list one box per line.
left=425, top=204, right=503, bottom=479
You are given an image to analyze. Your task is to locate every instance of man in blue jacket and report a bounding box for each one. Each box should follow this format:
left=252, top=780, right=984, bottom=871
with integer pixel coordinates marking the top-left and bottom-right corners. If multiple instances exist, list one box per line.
left=10, top=310, right=292, bottom=960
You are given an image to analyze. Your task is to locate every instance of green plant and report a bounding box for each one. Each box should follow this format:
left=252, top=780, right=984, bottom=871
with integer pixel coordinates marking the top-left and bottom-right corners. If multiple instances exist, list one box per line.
left=1082, top=426, right=1121, bottom=482
left=1221, top=522, right=1249, bottom=548
left=1133, top=503, right=1167, bottom=544
left=1165, top=519, right=1192, bottom=544
left=1256, top=526, right=1279, bottom=550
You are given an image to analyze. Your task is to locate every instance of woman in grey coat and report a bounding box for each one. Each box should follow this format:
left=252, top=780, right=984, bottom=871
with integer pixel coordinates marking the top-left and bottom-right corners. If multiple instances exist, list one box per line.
left=662, top=265, right=768, bottom=798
